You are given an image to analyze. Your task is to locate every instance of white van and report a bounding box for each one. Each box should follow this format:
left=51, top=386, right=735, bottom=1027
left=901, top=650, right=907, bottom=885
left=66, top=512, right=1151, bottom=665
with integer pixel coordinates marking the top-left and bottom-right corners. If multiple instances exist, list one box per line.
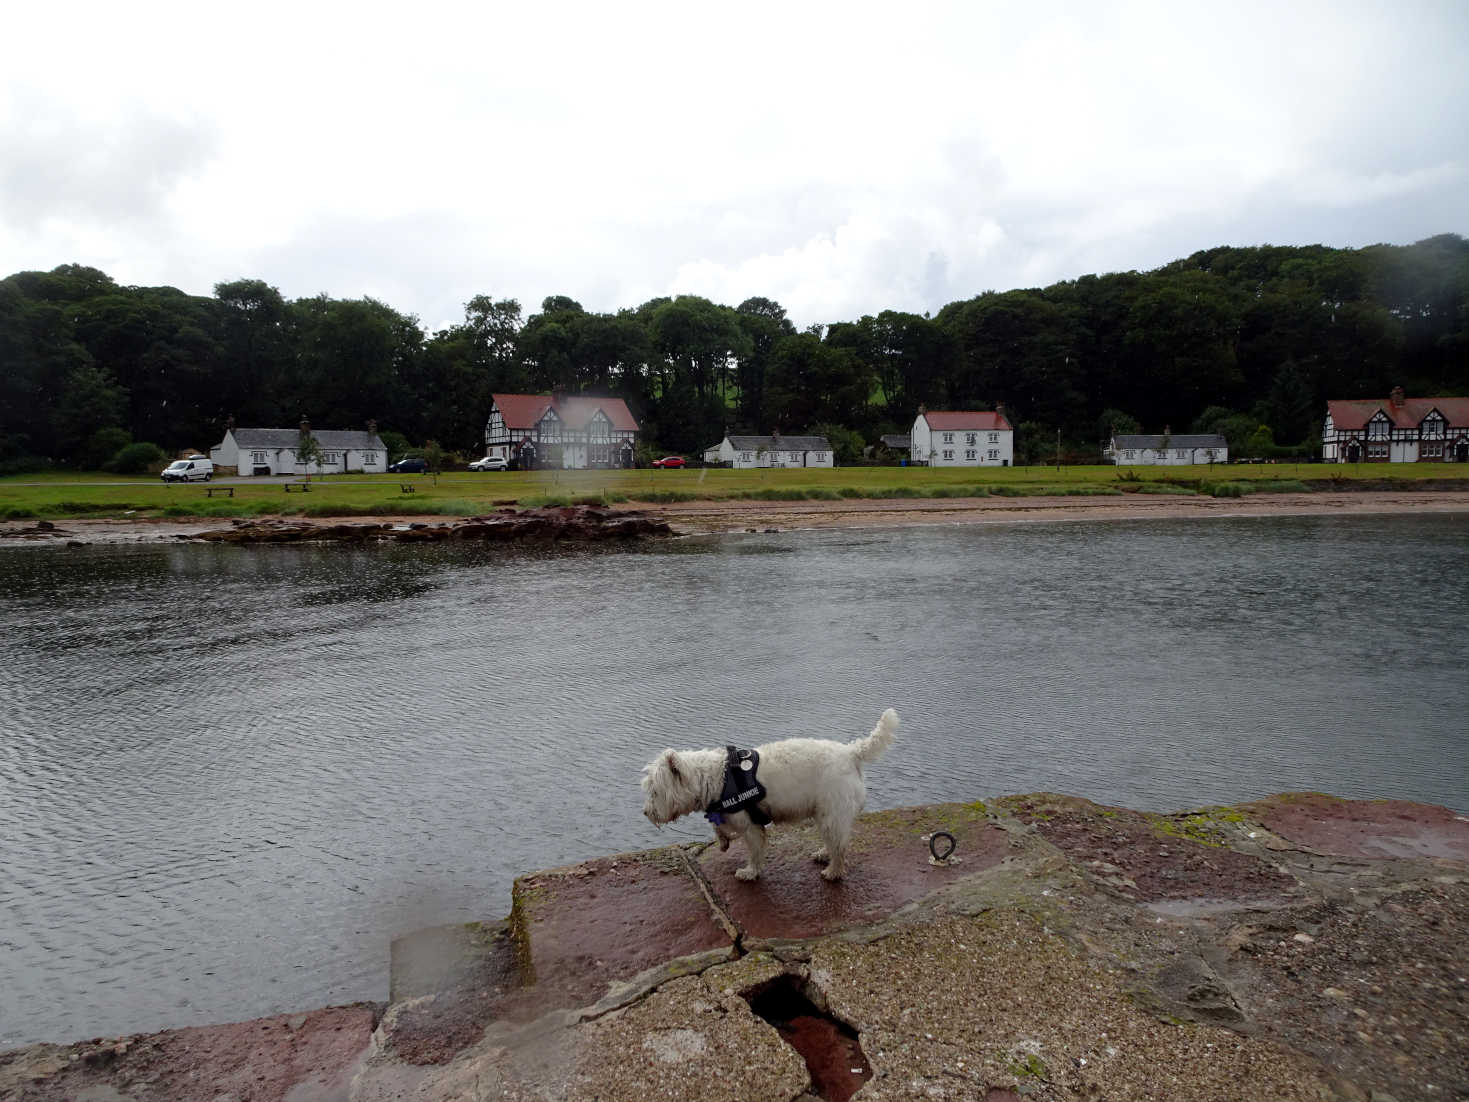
left=161, top=456, right=215, bottom=483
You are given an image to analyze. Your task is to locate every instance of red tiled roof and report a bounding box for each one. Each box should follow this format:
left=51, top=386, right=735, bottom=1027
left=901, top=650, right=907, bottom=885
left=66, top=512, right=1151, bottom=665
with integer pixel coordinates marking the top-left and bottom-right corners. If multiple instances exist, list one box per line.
left=921, top=410, right=1013, bottom=432
left=1327, top=396, right=1469, bottom=431
left=492, top=394, right=640, bottom=432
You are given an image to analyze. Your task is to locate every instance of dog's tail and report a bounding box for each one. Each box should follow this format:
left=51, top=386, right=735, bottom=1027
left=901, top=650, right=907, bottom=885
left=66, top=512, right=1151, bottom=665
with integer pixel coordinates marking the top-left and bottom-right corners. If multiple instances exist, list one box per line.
left=850, top=708, right=899, bottom=765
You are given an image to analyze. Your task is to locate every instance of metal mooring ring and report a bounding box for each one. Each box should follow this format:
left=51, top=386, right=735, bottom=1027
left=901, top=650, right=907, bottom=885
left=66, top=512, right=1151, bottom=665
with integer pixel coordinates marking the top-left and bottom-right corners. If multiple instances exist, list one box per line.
left=929, top=831, right=957, bottom=861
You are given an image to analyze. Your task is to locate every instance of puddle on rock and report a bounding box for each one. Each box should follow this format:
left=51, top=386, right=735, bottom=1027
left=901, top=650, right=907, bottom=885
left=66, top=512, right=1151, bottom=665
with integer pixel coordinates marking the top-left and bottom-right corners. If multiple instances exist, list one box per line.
left=747, top=976, right=872, bottom=1102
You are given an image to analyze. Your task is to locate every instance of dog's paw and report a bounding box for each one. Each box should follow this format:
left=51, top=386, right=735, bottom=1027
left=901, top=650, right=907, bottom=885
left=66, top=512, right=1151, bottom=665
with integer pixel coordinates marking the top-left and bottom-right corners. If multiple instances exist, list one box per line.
left=820, top=864, right=845, bottom=882
left=735, top=866, right=760, bottom=882
left=716, top=835, right=731, bottom=851
left=810, top=847, right=830, bottom=864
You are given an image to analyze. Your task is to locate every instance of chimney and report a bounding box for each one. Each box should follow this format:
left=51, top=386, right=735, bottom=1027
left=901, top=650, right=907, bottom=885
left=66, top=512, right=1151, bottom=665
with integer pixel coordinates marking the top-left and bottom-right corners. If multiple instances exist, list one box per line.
left=226, top=415, right=235, bottom=432
left=994, top=402, right=1005, bottom=419
left=551, top=388, right=567, bottom=407
left=1390, top=386, right=1405, bottom=409
left=366, top=418, right=377, bottom=436
left=299, top=417, right=311, bottom=434
left=918, top=403, right=927, bottom=416
left=1163, top=424, right=1172, bottom=435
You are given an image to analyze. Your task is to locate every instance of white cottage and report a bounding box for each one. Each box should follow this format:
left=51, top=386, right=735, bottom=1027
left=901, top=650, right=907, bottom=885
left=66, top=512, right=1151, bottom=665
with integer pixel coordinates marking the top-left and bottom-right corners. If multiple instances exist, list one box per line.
left=910, top=408, right=1013, bottom=466
left=1105, top=432, right=1227, bottom=466
left=484, top=393, right=639, bottom=470
left=702, top=433, right=834, bottom=469
left=1322, top=388, right=1469, bottom=463
left=210, top=421, right=388, bottom=475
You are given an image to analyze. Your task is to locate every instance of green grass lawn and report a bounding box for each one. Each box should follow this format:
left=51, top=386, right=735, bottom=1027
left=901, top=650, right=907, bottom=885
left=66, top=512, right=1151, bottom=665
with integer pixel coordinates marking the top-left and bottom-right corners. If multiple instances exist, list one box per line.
left=2, top=463, right=1465, bottom=521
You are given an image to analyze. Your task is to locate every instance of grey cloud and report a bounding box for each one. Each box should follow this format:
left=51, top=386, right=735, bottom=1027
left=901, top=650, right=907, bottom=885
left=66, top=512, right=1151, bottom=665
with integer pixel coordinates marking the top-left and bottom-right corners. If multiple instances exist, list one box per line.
left=0, top=95, right=218, bottom=228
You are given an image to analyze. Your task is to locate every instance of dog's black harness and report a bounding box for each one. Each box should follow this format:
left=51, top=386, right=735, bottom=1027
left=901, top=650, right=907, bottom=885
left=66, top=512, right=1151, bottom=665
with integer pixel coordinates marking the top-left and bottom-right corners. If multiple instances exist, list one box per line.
left=705, top=746, right=771, bottom=826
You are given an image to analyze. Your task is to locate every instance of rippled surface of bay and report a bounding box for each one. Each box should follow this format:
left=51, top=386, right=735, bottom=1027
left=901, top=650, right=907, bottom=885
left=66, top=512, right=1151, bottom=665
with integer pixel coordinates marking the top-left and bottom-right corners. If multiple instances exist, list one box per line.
left=1, top=514, right=1466, bottom=1047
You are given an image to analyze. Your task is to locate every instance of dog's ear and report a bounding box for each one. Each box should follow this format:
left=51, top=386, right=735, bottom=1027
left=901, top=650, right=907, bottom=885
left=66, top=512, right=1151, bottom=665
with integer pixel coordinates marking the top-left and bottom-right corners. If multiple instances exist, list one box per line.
left=661, top=749, right=681, bottom=779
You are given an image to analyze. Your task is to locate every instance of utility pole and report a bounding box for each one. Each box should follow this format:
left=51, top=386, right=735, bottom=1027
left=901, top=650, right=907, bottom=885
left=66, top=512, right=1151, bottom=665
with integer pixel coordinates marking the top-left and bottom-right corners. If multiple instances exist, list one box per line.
left=1055, top=428, right=1061, bottom=471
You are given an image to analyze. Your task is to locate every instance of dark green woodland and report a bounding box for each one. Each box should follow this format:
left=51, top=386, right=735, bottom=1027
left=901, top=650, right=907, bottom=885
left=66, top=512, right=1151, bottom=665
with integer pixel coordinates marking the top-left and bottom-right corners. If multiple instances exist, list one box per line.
left=2, top=234, right=1465, bottom=470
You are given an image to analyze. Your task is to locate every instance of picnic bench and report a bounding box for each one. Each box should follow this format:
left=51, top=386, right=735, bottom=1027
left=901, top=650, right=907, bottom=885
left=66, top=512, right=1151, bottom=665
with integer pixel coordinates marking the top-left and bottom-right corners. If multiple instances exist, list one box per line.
left=284, top=483, right=311, bottom=493
left=399, top=483, right=416, bottom=493
left=204, top=486, right=234, bottom=498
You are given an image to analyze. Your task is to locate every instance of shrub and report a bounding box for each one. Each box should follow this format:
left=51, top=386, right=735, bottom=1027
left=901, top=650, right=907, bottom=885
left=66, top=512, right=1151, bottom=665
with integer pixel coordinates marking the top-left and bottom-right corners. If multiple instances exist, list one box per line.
left=108, top=441, right=168, bottom=475
left=86, top=428, right=134, bottom=470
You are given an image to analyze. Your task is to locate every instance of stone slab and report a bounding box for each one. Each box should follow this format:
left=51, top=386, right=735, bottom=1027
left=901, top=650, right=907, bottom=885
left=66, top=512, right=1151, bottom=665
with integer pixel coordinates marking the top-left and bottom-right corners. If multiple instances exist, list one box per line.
left=1240, top=792, right=1469, bottom=862
left=999, top=792, right=1301, bottom=904
left=0, top=1005, right=376, bottom=1102
left=511, top=845, right=734, bottom=1012
left=699, top=801, right=1012, bottom=941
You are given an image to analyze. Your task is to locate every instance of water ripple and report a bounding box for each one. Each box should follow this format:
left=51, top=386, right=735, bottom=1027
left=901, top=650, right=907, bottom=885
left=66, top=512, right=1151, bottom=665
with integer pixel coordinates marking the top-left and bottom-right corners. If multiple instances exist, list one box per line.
left=1, top=516, right=1466, bottom=1046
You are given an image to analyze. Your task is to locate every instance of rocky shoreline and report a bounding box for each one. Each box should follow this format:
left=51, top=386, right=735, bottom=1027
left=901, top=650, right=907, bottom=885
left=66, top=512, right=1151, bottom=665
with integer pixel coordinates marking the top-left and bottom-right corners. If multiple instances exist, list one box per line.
left=3, top=489, right=1469, bottom=548
left=4, top=791, right=1465, bottom=1101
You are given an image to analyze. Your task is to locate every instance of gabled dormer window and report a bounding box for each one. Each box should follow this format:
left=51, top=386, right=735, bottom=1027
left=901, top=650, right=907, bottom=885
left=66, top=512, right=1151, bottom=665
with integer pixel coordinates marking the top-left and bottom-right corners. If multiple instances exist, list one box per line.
left=1422, top=413, right=1444, bottom=438
left=1367, top=414, right=1389, bottom=439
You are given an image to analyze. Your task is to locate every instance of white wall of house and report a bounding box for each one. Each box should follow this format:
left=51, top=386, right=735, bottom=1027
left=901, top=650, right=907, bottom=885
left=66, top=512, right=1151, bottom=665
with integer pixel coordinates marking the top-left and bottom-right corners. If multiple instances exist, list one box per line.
left=910, top=417, right=1013, bottom=467
left=1105, top=444, right=1227, bottom=465
left=210, top=431, right=387, bottom=475
left=703, top=437, right=833, bottom=469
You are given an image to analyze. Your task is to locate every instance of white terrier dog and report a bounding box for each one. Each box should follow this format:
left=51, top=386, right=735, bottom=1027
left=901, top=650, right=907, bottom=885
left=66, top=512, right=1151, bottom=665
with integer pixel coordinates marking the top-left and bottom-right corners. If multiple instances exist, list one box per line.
left=640, top=708, right=899, bottom=882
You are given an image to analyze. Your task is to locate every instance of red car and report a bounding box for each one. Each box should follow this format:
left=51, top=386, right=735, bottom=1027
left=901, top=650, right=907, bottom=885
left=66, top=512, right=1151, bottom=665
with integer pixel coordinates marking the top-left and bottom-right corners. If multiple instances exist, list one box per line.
left=651, top=456, right=686, bottom=468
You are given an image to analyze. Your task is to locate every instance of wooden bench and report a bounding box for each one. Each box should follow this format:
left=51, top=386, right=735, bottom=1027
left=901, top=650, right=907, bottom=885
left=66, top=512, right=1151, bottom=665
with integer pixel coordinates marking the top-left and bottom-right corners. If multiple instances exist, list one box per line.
left=399, top=483, right=416, bottom=493
left=284, top=483, right=311, bottom=493
left=204, top=486, right=234, bottom=497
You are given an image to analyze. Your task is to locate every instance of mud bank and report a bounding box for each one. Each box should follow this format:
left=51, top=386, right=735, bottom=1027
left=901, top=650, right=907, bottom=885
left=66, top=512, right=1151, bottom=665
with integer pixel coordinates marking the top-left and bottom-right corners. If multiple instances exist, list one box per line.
left=4, top=791, right=1465, bottom=1101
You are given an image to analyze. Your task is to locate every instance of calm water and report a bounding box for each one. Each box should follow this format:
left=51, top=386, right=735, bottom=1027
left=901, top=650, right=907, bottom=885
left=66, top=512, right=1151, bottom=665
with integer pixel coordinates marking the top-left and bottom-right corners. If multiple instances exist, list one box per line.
left=1, top=514, right=1466, bottom=1047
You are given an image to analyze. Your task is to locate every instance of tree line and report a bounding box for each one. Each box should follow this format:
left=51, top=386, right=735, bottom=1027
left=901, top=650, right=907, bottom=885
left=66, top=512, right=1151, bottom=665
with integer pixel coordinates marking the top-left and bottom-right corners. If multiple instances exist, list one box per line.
left=1, top=234, right=1465, bottom=472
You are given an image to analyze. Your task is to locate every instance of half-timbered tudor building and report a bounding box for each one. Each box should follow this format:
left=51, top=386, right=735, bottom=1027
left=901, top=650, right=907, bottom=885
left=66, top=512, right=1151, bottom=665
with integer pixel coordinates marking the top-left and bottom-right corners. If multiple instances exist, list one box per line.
left=1322, top=388, right=1469, bottom=463
left=483, top=393, right=640, bottom=470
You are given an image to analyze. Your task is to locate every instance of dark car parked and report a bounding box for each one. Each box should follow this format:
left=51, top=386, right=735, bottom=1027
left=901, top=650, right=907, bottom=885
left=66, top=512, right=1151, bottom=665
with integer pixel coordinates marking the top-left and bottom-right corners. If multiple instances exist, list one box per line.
left=388, top=458, right=428, bottom=473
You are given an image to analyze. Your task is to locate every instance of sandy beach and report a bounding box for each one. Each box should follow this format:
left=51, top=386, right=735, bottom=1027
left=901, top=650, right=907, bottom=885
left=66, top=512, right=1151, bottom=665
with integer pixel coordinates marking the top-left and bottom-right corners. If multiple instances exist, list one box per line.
left=3, top=489, right=1469, bottom=547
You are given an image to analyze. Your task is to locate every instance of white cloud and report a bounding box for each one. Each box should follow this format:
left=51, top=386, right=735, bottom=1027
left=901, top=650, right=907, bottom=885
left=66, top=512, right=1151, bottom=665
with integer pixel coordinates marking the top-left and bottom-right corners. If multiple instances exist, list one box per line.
left=1, top=0, right=1465, bottom=326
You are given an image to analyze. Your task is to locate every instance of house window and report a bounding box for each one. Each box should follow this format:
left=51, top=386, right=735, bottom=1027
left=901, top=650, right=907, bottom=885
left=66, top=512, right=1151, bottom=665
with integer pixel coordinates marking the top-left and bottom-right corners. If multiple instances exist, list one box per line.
left=1422, top=417, right=1443, bottom=438
left=1368, top=419, right=1388, bottom=438
left=1422, top=440, right=1443, bottom=457
left=363, top=451, right=378, bottom=464
left=965, top=449, right=976, bottom=460
left=323, top=452, right=340, bottom=463
left=740, top=452, right=752, bottom=462
left=1368, top=443, right=1388, bottom=458
left=966, top=433, right=976, bottom=445
left=942, top=432, right=954, bottom=443
left=1123, top=450, right=1135, bottom=459
left=942, top=449, right=954, bottom=460
left=251, top=451, right=267, bottom=463
left=988, top=449, right=999, bottom=460
left=988, top=432, right=998, bottom=443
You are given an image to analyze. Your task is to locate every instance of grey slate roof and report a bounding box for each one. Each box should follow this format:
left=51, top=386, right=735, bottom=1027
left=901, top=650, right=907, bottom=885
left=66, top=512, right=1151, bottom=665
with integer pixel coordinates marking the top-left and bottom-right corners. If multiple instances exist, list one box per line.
left=880, top=434, right=912, bottom=449
left=231, top=428, right=386, bottom=451
left=1112, top=434, right=1227, bottom=450
left=724, top=434, right=832, bottom=452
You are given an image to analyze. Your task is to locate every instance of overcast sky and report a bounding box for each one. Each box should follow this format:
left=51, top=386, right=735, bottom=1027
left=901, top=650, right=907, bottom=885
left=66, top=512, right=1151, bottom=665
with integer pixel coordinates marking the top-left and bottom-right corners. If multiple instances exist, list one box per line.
left=3, top=1, right=1465, bottom=332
